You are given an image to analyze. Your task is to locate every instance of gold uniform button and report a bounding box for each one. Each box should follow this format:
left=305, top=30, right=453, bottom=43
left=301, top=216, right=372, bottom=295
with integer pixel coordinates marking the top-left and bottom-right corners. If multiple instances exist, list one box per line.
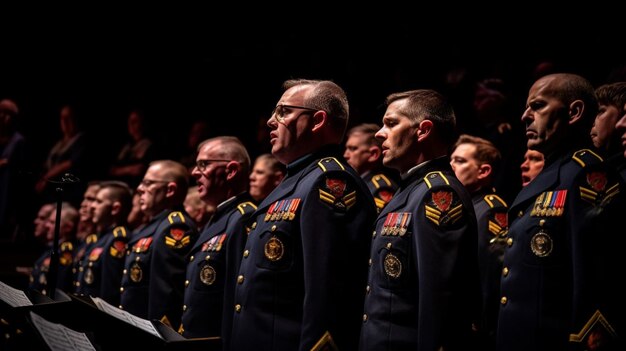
left=237, top=275, right=244, bottom=284
left=500, top=296, right=508, bottom=305
left=243, top=250, right=249, bottom=258
left=185, top=280, right=189, bottom=287
left=368, top=258, right=372, bottom=266
left=76, top=282, right=80, bottom=287
left=372, top=230, right=376, bottom=237
left=205, top=255, right=211, bottom=261
left=506, top=238, right=513, bottom=247
left=366, top=285, right=370, bottom=293
left=135, top=256, right=140, bottom=262
left=363, top=314, right=368, bottom=322
left=183, top=305, right=187, bottom=311
left=251, top=222, right=257, bottom=229
left=235, top=304, right=242, bottom=313
left=517, top=211, right=523, bottom=218
left=123, top=269, right=127, bottom=274
left=79, top=267, right=84, bottom=272
left=386, top=243, right=392, bottom=249
left=271, top=225, right=277, bottom=232
left=190, top=255, right=195, bottom=262
left=88, top=262, right=93, bottom=267
left=119, top=305, right=123, bottom=309
left=119, top=287, right=124, bottom=293
left=502, top=267, right=509, bottom=276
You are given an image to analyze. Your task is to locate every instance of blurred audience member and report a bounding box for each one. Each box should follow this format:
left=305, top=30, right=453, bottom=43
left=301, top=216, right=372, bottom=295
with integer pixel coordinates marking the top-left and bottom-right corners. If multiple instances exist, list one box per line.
left=0, top=98, right=29, bottom=241
left=109, top=109, right=157, bottom=188
left=35, top=104, right=90, bottom=206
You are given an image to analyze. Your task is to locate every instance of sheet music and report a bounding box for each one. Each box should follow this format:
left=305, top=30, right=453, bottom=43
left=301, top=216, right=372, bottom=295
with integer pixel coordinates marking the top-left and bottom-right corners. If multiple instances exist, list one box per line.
left=91, top=296, right=163, bottom=339
left=0, top=280, right=32, bottom=307
left=29, top=312, right=96, bottom=351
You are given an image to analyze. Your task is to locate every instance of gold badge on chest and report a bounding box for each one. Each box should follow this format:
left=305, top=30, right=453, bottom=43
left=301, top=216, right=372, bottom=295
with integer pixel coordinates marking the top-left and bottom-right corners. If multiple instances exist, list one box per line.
left=264, top=236, right=284, bottom=261
left=384, top=253, right=402, bottom=278
left=84, top=267, right=94, bottom=285
left=200, top=265, right=216, bottom=285
left=130, top=262, right=143, bottom=283
left=530, top=230, right=553, bottom=257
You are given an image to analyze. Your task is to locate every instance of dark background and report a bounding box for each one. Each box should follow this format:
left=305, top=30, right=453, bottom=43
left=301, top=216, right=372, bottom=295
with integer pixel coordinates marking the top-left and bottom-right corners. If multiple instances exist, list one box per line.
left=2, top=8, right=625, bottom=169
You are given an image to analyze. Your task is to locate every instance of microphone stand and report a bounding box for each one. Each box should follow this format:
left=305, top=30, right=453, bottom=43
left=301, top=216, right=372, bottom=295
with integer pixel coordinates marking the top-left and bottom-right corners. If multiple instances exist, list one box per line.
left=46, top=173, right=80, bottom=300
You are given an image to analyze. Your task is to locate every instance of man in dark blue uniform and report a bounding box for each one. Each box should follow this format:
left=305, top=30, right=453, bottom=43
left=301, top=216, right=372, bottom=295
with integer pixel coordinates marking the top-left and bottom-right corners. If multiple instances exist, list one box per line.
left=226, top=79, right=377, bottom=351
left=497, top=73, right=625, bottom=351
left=29, top=203, right=79, bottom=296
left=344, top=123, right=400, bottom=211
left=75, top=181, right=132, bottom=306
left=451, top=134, right=508, bottom=350
left=179, top=136, right=256, bottom=338
left=359, top=89, right=480, bottom=350
left=119, top=160, right=198, bottom=330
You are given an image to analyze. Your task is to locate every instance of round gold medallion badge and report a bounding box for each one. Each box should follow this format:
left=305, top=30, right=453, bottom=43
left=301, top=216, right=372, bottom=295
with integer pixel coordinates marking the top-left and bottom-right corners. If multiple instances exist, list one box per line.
left=264, top=236, right=284, bottom=261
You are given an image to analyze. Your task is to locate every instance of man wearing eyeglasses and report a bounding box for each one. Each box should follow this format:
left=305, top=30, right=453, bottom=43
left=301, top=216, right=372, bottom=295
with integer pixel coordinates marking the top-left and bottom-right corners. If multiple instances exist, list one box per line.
left=119, top=160, right=198, bottom=331
left=226, top=79, right=377, bottom=351
left=178, top=136, right=256, bottom=339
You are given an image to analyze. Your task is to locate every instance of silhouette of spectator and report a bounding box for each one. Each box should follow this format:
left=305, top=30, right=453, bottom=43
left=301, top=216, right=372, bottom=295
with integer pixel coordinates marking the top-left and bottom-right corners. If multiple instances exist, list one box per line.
left=35, top=103, right=90, bottom=207
left=109, top=108, right=157, bottom=188
left=0, top=98, right=28, bottom=241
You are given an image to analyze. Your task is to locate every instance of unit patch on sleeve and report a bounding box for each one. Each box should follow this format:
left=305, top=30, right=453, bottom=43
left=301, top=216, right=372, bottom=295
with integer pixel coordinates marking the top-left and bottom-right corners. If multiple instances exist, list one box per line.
left=424, top=190, right=463, bottom=227
left=319, top=177, right=356, bottom=210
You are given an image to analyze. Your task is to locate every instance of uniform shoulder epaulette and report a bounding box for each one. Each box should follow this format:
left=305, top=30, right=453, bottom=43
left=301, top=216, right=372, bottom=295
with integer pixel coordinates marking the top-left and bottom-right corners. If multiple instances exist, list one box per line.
left=371, top=173, right=393, bottom=189
left=424, top=171, right=451, bottom=189
left=113, top=226, right=128, bottom=238
left=167, top=211, right=186, bottom=224
left=60, top=241, right=74, bottom=252
left=237, top=201, right=257, bottom=215
left=483, top=194, right=508, bottom=209
left=572, top=149, right=603, bottom=168
left=85, top=233, right=98, bottom=244
left=317, top=157, right=346, bottom=172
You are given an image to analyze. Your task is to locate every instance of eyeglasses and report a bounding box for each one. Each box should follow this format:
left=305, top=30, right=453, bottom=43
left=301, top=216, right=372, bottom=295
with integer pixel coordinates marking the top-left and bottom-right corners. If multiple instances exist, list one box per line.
left=195, top=159, right=230, bottom=172
left=271, top=104, right=320, bottom=123
left=139, top=179, right=170, bottom=188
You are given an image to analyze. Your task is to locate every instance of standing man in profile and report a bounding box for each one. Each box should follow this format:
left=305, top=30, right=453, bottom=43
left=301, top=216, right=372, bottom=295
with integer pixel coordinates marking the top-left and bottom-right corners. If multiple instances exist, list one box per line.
left=359, top=89, right=480, bottom=350
left=179, top=136, right=256, bottom=338
left=226, top=79, right=377, bottom=351
left=344, top=123, right=400, bottom=211
left=119, top=160, right=198, bottom=330
left=450, top=134, right=508, bottom=350
left=497, top=73, right=625, bottom=351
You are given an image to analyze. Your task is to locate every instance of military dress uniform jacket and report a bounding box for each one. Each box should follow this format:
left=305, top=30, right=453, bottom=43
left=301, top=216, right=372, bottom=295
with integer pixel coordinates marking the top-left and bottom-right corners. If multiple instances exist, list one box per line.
left=228, top=147, right=377, bottom=351
left=75, top=226, right=129, bottom=306
left=497, top=149, right=625, bottom=351
left=72, top=233, right=99, bottom=290
left=472, top=189, right=508, bottom=346
left=359, top=157, right=480, bottom=351
left=362, top=168, right=400, bottom=211
left=28, top=241, right=75, bottom=296
left=180, top=192, right=256, bottom=339
left=119, top=208, right=197, bottom=329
